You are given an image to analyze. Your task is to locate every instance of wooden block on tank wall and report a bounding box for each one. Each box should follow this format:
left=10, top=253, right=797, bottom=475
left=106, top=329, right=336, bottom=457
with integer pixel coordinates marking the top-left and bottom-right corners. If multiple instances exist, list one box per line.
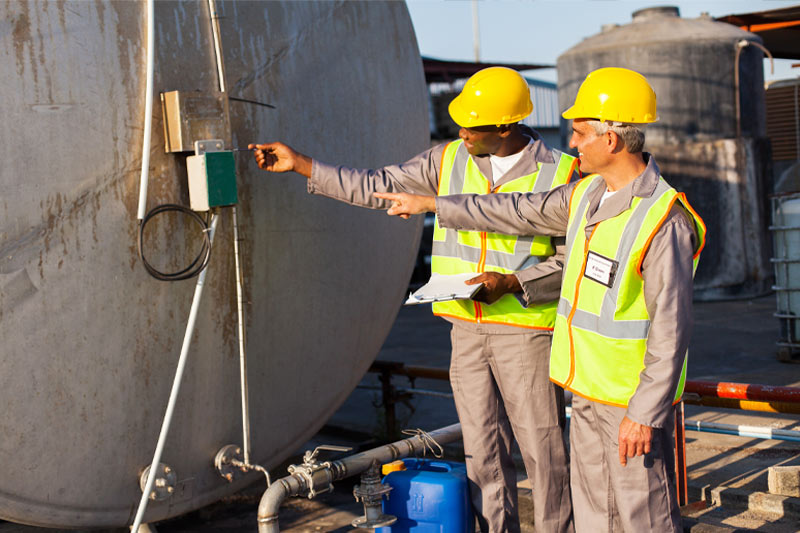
left=161, top=91, right=232, bottom=153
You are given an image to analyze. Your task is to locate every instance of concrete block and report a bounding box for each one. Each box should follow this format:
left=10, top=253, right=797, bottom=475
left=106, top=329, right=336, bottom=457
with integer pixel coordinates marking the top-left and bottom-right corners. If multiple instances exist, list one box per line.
left=768, top=466, right=800, bottom=497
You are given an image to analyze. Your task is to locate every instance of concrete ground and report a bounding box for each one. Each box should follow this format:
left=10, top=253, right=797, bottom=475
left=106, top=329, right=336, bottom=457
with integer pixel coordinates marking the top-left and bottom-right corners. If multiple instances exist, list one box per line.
left=321, top=294, right=800, bottom=532
left=1, top=295, right=798, bottom=532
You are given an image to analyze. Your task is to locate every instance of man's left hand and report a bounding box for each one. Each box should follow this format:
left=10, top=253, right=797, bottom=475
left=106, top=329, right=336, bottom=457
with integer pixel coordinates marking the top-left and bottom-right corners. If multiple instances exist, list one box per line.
left=467, top=272, right=521, bottom=304
left=618, top=416, right=653, bottom=466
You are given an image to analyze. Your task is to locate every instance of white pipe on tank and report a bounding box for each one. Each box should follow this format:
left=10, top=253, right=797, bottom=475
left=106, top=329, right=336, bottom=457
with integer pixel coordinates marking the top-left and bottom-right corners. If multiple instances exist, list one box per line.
left=131, top=214, right=220, bottom=532
left=233, top=206, right=252, bottom=464
left=208, top=0, right=227, bottom=94
left=734, top=39, right=773, bottom=139
left=136, top=0, right=155, bottom=221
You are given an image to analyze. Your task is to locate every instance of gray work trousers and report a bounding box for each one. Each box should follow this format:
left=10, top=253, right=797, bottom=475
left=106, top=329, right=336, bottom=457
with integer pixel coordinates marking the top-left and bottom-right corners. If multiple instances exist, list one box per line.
left=570, top=395, right=682, bottom=532
left=449, top=326, right=573, bottom=533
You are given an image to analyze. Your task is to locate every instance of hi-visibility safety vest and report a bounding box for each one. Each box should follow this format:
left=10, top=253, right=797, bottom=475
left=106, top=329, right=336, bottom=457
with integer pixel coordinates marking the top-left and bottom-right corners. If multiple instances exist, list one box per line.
left=550, top=174, right=707, bottom=407
left=431, top=140, right=577, bottom=329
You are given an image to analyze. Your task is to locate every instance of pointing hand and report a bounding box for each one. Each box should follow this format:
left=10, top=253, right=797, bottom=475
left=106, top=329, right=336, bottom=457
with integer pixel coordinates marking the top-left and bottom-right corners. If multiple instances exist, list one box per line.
left=374, top=192, right=436, bottom=219
left=248, top=142, right=312, bottom=178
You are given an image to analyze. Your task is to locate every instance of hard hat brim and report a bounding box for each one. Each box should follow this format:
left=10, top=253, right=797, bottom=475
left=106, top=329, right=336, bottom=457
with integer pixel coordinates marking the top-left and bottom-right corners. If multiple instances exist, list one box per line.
left=448, top=95, right=476, bottom=128
left=561, top=104, right=659, bottom=124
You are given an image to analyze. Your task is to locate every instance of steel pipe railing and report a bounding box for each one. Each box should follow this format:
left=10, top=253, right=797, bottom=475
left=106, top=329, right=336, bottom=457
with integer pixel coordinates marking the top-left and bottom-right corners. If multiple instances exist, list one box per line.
left=366, top=361, right=800, bottom=506
left=683, top=380, right=800, bottom=403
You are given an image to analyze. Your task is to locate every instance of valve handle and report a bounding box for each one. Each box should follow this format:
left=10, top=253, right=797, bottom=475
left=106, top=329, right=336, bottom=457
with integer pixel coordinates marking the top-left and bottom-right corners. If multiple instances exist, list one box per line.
left=303, top=444, right=353, bottom=465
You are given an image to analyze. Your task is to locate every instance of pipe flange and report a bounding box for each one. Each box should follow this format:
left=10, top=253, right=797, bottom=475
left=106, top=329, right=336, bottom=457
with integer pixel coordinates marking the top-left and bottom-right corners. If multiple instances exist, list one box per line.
left=139, top=463, right=177, bottom=501
left=352, top=513, right=397, bottom=529
left=351, top=460, right=396, bottom=528
left=215, top=444, right=245, bottom=482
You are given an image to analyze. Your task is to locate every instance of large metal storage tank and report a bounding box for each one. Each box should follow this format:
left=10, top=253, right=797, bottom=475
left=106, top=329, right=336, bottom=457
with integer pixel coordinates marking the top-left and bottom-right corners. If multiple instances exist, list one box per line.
left=0, top=0, right=428, bottom=528
left=557, top=6, right=772, bottom=299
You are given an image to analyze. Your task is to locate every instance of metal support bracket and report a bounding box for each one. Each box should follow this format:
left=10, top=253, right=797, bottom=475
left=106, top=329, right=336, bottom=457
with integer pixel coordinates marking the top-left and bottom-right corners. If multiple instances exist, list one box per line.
left=194, top=139, right=225, bottom=155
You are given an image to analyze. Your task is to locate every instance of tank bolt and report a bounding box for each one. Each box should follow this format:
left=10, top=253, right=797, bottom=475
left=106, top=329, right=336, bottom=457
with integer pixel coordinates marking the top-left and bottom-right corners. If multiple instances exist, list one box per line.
left=155, top=478, right=166, bottom=488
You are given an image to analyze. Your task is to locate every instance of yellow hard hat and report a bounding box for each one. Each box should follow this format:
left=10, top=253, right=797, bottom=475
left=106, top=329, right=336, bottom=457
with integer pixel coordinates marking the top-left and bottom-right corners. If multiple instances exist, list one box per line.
left=448, top=66, right=533, bottom=127
left=562, top=67, right=658, bottom=124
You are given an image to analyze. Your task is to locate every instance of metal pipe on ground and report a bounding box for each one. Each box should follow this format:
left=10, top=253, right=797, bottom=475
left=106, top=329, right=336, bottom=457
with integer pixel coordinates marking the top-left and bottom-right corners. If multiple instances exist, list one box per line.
left=256, top=423, right=462, bottom=533
left=684, top=419, right=800, bottom=442
left=684, top=380, right=800, bottom=403
left=371, top=362, right=800, bottom=410
left=682, top=395, right=800, bottom=414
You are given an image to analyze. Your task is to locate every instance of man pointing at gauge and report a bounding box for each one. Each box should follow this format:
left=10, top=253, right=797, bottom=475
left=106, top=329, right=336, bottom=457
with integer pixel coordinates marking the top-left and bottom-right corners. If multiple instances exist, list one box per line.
left=249, top=67, right=576, bottom=532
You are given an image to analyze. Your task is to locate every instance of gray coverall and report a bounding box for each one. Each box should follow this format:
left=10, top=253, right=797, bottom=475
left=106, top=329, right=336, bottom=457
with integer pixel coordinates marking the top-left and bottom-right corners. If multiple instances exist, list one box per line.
left=309, top=129, right=573, bottom=533
left=434, top=154, right=699, bottom=532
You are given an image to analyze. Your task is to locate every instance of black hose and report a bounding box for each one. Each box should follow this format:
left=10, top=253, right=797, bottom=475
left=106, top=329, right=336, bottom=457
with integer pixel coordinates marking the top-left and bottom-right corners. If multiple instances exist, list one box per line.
left=138, top=204, right=212, bottom=281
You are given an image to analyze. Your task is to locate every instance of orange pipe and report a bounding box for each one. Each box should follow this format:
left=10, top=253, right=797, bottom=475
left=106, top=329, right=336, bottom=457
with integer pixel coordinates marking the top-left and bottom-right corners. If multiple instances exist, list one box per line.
left=369, top=364, right=800, bottom=406
left=682, top=396, right=800, bottom=414
left=683, top=380, right=800, bottom=403
left=741, top=20, right=800, bottom=32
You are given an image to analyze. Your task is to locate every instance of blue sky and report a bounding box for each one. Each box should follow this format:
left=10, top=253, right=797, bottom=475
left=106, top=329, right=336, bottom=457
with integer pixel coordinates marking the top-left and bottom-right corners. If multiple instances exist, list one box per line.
left=405, top=1, right=798, bottom=83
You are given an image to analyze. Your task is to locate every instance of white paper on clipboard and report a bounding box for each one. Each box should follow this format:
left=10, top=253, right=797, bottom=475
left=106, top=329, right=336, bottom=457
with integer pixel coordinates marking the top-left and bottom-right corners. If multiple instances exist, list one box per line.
left=404, top=273, right=483, bottom=305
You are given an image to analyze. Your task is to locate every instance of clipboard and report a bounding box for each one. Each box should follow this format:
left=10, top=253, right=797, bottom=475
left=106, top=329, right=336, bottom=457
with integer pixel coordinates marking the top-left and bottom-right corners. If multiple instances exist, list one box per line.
left=404, top=273, right=483, bottom=305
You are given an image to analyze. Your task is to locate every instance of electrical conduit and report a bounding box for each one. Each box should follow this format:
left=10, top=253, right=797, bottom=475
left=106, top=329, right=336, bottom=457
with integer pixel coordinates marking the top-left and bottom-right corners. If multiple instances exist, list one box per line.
left=131, top=1, right=239, bottom=530
left=137, top=0, right=155, bottom=221
left=206, top=0, right=253, bottom=465
left=132, top=214, right=220, bottom=531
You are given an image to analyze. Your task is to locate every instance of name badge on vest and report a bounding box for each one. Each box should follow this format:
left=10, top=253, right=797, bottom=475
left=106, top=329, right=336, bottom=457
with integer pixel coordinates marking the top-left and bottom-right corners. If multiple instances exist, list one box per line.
left=584, top=251, right=619, bottom=288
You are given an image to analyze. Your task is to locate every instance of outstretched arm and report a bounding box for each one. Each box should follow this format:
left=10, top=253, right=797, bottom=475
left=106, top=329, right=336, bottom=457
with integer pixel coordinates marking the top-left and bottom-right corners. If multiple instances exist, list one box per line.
left=251, top=143, right=442, bottom=209
left=374, top=191, right=435, bottom=219
left=376, top=183, right=575, bottom=238
left=249, top=142, right=312, bottom=177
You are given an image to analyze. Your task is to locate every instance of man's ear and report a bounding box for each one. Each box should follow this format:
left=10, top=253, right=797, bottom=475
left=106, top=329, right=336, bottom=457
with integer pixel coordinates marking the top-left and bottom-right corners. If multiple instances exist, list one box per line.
left=606, top=130, right=624, bottom=154
left=498, top=124, right=513, bottom=138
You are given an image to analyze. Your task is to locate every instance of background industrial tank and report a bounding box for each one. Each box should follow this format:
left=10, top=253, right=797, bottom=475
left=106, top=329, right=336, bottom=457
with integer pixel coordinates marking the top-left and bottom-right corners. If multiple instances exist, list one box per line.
left=557, top=6, right=772, bottom=299
left=0, top=0, right=428, bottom=528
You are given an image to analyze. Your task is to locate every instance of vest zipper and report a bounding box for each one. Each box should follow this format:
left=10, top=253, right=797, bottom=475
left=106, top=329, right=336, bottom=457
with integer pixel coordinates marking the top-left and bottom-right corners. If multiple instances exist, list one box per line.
left=473, top=181, right=495, bottom=323
left=565, top=224, right=600, bottom=387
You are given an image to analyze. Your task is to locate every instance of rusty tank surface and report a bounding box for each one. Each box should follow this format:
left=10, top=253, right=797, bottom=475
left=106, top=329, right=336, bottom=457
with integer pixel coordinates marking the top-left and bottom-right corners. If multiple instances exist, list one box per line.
left=0, top=0, right=428, bottom=527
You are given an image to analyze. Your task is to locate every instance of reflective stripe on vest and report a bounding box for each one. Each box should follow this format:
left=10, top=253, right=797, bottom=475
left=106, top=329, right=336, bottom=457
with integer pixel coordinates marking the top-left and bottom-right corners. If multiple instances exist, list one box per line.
left=551, top=174, right=706, bottom=407
left=431, top=140, right=576, bottom=328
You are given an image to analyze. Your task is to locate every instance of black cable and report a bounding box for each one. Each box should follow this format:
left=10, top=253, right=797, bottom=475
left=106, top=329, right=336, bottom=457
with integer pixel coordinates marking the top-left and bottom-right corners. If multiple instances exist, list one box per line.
left=138, top=204, right=212, bottom=281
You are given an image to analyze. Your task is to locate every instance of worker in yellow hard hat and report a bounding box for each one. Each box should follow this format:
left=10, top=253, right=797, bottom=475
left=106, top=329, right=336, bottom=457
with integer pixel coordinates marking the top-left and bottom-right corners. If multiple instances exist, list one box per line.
left=250, top=66, right=577, bottom=533
left=375, top=66, right=707, bottom=533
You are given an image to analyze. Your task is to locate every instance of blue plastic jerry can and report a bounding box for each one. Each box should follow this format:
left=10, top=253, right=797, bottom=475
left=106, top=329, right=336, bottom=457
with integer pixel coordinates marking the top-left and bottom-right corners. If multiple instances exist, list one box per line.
left=376, top=458, right=474, bottom=533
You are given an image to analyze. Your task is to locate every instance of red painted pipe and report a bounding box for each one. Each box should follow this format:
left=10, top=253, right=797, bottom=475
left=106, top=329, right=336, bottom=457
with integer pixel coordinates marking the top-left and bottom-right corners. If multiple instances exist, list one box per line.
left=684, top=380, right=800, bottom=403
left=369, top=363, right=800, bottom=404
